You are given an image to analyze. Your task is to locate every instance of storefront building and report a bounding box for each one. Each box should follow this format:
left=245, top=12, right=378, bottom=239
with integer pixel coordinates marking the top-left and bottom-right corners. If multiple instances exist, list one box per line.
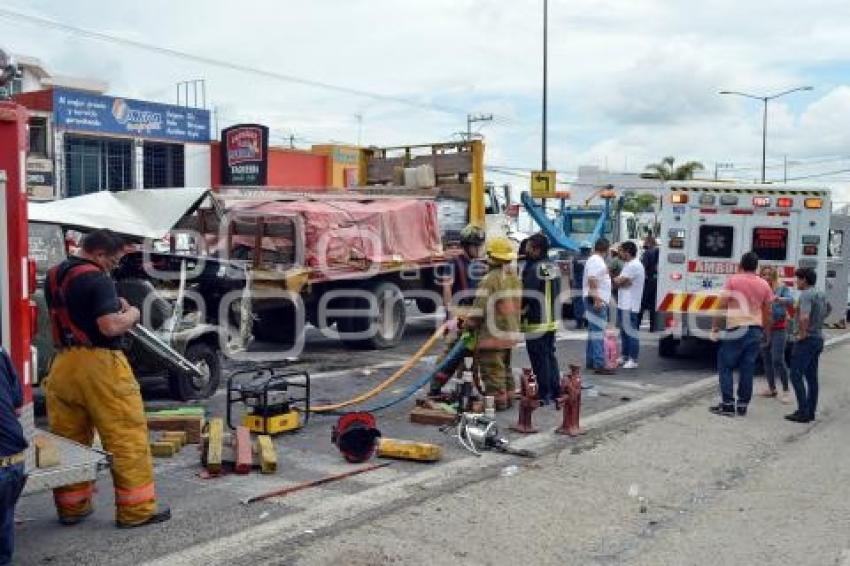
left=14, top=87, right=211, bottom=200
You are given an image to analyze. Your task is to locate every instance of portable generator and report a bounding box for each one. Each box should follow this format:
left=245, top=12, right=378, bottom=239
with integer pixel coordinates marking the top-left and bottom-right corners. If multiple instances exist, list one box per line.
left=226, top=364, right=310, bottom=434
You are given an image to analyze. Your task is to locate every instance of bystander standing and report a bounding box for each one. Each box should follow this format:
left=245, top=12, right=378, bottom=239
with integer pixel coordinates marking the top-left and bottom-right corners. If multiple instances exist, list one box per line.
left=0, top=346, right=27, bottom=565
left=758, top=266, right=793, bottom=404
left=613, top=241, right=645, bottom=369
left=639, top=235, right=659, bottom=332
left=583, top=238, right=614, bottom=375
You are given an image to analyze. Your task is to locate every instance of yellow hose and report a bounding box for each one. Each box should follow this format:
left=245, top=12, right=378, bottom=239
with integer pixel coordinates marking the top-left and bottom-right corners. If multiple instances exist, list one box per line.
left=309, top=322, right=449, bottom=413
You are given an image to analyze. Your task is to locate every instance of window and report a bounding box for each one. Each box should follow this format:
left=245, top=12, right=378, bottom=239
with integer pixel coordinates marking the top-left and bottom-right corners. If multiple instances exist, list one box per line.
left=28, top=117, right=48, bottom=156
left=698, top=225, right=734, bottom=258
left=64, top=136, right=133, bottom=197
left=752, top=227, right=788, bottom=261
left=829, top=230, right=844, bottom=258
left=143, top=142, right=185, bottom=188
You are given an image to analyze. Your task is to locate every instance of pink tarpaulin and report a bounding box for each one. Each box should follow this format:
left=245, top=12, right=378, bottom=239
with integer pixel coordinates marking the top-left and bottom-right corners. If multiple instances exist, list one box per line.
left=226, top=198, right=443, bottom=268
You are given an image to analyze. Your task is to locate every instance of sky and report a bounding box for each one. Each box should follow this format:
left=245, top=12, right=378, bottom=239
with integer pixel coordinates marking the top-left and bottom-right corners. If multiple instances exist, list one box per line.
left=2, top=0, right=850, bottom=202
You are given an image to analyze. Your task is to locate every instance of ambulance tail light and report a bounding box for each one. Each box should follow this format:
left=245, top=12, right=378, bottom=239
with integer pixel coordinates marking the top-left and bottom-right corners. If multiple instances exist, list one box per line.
left=777, top=197, right=793, bottom=208
left=671, top=193, right=689, bottom=204
left=753, top=196, right=771, bottom=207
left=804, top=198, right=823, bottom=209
left=671, top=272, right=683, bottom=281
left=803, top=245, right=819, bottom=256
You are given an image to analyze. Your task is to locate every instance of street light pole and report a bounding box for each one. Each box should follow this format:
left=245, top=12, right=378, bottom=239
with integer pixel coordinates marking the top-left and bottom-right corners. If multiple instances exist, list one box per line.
left=718, top=86, right=813, bottom=183
left=542, top=0, right=548, bottom=171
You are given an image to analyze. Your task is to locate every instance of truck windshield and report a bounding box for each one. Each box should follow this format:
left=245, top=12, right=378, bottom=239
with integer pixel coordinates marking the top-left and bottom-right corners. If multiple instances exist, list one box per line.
left=570, top=217, right=612, bottom=235
left=698, top=225, right=734, bottom=258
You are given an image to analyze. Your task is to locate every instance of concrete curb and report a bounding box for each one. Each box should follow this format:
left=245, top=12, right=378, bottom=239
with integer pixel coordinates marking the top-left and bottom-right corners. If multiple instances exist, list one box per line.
left=144, top=331, right=850, bottom=566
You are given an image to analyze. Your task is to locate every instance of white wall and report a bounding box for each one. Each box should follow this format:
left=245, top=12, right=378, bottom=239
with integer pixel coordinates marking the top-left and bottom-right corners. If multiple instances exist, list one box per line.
left=184, top=143, right=211, bottom=187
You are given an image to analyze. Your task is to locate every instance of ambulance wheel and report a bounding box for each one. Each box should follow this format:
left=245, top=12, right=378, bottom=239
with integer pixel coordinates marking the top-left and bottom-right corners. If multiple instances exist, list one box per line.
left=658, top=336, right=679, bottom=358
left=340, top=281, right=406, bottom=350
left=169, top=341, right=221, bottom=401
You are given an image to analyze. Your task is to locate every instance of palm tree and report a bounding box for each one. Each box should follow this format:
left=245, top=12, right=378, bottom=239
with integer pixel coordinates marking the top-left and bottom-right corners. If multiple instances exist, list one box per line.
left=644, top=156, right=705, bottom=180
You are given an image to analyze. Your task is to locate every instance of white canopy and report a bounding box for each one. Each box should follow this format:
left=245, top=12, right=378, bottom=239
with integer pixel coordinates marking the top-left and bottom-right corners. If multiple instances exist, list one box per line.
left=28, top=188, right=212, bottom=240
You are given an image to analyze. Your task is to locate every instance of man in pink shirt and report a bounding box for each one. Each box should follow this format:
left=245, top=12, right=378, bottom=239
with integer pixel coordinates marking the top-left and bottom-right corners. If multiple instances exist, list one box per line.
left=709, top=252, right=774, bottom=417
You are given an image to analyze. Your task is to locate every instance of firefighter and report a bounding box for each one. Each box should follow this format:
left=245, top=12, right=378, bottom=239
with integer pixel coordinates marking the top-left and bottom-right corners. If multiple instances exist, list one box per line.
left=44, top=229, right=171, bottom=528
left=521, top=233, right=561, bottom=404
left=428, top=224, right=486, bottom=397
left=464, top=236, right=522, bottom=410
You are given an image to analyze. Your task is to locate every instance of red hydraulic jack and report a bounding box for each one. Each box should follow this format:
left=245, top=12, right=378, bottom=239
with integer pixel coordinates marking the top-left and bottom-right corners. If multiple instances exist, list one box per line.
left=555, top=364, right=584, bottom=437
left=510, top=368, right=541, bottom=434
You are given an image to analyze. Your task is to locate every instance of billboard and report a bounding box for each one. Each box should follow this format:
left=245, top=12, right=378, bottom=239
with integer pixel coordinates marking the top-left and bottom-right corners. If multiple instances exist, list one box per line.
left=221, top=124, right=269, bottom=185
left=53, top=87, right=210, bottom=143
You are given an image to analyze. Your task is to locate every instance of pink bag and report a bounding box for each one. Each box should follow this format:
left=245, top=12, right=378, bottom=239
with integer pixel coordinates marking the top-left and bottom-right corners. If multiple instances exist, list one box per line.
left=604, top=329, right=620, bottom=370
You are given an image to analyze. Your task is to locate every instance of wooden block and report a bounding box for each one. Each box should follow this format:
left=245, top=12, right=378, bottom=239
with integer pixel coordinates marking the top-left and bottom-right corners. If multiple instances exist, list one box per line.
left=206, top=418, right=224, bottom=474
left=150, top=441, right=177, bottom=458
left=409, top=406, right=458, bottom=426
left=159, top=431, right=187, bottom=448
left=147, top=416, right=204, bottom=444
left=234, top=426, right=252, bottom=475
left=34, top=435, right=61, bottom=468
left=256, top=435, right=277, bottom=474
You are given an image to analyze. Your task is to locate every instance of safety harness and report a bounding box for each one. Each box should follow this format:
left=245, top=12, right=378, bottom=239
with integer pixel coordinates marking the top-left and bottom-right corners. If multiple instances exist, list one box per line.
left=46, top=261, right=101, bottom=348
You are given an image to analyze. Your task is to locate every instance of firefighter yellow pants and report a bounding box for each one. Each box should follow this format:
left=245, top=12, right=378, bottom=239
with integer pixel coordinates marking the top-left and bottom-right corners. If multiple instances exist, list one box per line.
left=45, top=347, right=157, bottom=525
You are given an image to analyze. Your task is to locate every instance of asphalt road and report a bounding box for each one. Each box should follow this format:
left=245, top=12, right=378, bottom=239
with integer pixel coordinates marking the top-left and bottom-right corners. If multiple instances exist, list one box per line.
left=14, top=315, right=846, bottom=565
left=235, top=338, right=850, bottom=566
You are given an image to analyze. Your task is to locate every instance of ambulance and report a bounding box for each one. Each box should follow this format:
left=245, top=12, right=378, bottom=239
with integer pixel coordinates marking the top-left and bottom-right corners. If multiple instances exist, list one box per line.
left=655, top=180, right=831, bottom=357
left=1, top=101, right=106, bottom=494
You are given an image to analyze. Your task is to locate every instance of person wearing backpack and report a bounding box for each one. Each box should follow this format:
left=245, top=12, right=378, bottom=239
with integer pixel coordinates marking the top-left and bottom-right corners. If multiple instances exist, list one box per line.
left=785, top=267, right=828, bottom=423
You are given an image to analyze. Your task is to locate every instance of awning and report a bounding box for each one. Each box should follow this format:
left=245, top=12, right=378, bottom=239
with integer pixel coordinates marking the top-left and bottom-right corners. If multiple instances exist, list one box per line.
left=28, top=188, right=212, bottom=240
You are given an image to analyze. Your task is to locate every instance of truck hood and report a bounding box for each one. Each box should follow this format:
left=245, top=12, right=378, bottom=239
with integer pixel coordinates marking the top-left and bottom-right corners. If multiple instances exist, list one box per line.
left=29, top=188, right=213, bottom=240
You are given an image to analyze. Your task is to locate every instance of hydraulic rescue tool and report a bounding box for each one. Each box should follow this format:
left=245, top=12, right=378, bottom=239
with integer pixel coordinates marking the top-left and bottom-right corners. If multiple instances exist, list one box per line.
left=510, top=368, right=542, bottom=434
left=128, top=324, right=204, bottom=379
left=226, top=364, right=310, bottom=434
left=450, top=413, right=536, bottom=458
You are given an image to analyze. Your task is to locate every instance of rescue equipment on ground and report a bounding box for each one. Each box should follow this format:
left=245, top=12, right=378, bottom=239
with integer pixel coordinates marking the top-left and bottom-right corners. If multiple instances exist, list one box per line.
left=555, top=364, right=584, bottom=437
left=331, top=412, right=381, bottom=463
left=450, top=413, right=536, bottom=458
left=376, top=438, right=442, bottom=462
left=226, top=364, right=310, bottom=434
left=240, top=462, right=392, bottom=504
left=510, top=368, right=541, bottom=434
left=604, top=329, right=620, bottom=370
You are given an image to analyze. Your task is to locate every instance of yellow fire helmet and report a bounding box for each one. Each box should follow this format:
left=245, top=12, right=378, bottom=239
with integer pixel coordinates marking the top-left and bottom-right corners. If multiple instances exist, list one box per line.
left=486, top=236, right=517, bottom=262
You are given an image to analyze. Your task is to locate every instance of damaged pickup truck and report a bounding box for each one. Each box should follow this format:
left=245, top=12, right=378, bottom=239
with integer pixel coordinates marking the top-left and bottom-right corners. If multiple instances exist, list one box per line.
left=28, top=188, right=248, bottom=400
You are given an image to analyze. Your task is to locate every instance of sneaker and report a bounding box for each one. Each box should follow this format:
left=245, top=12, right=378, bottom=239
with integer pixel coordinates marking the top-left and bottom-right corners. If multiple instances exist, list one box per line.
left=59, top=508, right=94, bottom=526
left=736, top=404, right=748, bottom=417
left=780, top=391, right=793, bottom=404
left=623, top=360, right=639, bottom=369
left=784, top=412, right=811, bottom=423
left=116, top=507, right=172, bottom=529
left=709, top=404, right=735, bottom=417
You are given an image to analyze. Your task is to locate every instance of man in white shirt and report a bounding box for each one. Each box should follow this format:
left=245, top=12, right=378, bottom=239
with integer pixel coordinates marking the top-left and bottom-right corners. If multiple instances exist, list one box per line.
left=582, top=238, right=613, bottom=374
left=613, top=241, right=646, bottom=369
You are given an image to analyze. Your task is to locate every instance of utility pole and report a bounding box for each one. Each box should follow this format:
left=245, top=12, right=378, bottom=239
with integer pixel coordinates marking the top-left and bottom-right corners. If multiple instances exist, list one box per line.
left=466, top=113, right=493, bottom=140
left=542, top=0, right=548, bottom=171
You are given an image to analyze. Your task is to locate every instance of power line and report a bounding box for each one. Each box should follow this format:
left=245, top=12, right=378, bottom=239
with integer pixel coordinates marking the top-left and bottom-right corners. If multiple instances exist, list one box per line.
left=0, top=6, right=468, bottom=117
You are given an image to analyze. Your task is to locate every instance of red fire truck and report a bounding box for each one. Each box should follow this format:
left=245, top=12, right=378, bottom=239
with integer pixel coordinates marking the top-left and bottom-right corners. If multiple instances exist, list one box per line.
left=0, top=100, right=106, bottom=494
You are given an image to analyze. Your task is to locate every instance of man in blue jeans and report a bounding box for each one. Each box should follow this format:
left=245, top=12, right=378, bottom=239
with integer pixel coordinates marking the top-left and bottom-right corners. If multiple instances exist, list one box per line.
left=710, top=252, right=774, bottom=417
left=613, top=241, right=645, bottom=369
left=582, top=238, right=614, bottom=375
left=785, top=267, right=827, bottom=423
left=0, top=347, right=28, bottom=565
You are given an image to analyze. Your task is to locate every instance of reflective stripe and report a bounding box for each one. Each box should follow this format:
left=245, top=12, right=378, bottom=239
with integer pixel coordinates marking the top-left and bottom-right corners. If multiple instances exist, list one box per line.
left=115, top=482, right=156, bottom=506
left=521, top=279, right=558, bottom=332
left=54, top=485, right=94, bottom=507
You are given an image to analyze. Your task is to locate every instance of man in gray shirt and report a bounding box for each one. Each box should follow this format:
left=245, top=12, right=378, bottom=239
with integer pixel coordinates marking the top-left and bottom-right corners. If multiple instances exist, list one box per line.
left=785, top=267, right=828, bottom=423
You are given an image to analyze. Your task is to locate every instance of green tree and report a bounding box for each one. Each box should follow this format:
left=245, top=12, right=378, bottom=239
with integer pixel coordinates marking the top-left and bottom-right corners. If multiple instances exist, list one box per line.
left=644, top=156, right=705, bottom=180
left=622, top=192, right=658, bottom=213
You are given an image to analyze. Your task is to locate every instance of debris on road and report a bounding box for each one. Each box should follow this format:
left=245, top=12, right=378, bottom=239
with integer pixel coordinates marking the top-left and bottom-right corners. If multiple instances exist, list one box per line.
left=241, top=462, right=392, bottom=504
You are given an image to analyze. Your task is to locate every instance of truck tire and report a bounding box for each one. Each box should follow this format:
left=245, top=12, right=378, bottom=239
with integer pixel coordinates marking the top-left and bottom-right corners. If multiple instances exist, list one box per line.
left=117, top=278, right=172, bottom=330
left=168, top=341, right=221, bottom=401
left=339, top=281, right=406, bottom=349
left=658, top=336, right=679, bottom=358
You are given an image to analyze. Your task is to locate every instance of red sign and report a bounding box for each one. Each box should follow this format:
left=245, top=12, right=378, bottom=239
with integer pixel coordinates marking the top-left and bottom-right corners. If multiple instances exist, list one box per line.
left=687, top=260, right=738, bottom=275
left=221, top=124, right=269, bottom=185
left=753, top=227, right=787, bottom=250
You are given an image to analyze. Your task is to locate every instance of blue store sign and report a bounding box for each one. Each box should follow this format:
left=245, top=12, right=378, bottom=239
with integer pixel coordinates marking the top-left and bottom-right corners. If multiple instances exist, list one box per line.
left=53, top=87, right=210, bottom=143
